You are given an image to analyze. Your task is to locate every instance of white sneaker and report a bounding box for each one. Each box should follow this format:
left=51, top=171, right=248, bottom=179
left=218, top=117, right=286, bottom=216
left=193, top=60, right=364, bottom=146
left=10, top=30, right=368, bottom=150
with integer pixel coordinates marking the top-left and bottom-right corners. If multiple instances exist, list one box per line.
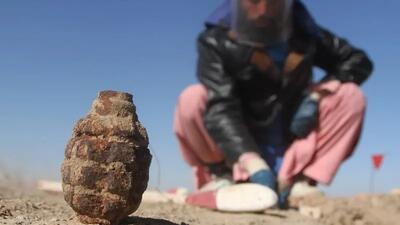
left=186, top=183, right=278, bottom=212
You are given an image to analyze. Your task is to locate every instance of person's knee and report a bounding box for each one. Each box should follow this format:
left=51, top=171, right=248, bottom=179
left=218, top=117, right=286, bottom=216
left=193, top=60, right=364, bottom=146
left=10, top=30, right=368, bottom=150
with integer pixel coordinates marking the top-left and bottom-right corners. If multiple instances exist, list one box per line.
left=339, top=82, right=366, bottom=114
left=176, top=84, right=208, bottom=121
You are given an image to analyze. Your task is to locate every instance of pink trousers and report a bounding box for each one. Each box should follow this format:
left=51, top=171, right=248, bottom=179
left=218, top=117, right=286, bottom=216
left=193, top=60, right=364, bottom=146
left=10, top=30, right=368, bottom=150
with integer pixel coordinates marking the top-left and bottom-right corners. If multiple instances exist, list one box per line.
left=174, top=81, right=366, bottom=189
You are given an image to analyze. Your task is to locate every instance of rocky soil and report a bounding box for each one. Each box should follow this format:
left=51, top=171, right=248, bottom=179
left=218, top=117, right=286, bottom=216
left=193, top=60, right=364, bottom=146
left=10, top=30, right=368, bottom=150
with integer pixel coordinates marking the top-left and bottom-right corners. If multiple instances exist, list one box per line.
left=1, top=181, right=400, bottom=225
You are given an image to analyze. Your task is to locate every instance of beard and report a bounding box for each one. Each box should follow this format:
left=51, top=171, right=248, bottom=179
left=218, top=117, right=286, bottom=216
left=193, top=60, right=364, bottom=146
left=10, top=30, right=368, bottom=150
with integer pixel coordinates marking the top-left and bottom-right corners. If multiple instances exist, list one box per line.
left=233, top=8, right=289, bottom=47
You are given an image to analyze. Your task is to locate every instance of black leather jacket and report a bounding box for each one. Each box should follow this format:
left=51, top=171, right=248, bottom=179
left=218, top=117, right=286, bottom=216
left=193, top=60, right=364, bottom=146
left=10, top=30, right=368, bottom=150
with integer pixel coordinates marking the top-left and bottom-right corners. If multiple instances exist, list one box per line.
left=196, top=5, right=373, bottom=164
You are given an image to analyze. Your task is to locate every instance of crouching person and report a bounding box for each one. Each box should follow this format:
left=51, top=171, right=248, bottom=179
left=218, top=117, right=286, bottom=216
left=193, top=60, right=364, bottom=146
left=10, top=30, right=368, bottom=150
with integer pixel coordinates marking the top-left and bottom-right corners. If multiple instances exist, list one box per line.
left=174, top=0, right=373, bottom=211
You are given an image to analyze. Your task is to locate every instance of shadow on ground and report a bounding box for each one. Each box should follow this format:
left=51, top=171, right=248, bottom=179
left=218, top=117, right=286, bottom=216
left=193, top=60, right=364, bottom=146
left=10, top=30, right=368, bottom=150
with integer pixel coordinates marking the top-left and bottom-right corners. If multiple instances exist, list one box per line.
left=122, top=216, right=186, bottom=225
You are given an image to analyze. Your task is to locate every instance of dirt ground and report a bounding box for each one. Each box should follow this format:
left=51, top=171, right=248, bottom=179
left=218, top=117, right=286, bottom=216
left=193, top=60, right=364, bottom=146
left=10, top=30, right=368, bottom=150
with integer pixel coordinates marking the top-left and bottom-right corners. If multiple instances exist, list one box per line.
left=1, top=180, right=400, bottom=225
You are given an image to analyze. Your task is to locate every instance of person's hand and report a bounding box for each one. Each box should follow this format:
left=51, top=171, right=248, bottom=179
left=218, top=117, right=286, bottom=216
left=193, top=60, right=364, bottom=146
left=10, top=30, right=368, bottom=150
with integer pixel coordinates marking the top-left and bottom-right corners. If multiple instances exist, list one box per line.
left=238, top=152, right=276, bottom=189
left=290, top=92, right=320, bottom=138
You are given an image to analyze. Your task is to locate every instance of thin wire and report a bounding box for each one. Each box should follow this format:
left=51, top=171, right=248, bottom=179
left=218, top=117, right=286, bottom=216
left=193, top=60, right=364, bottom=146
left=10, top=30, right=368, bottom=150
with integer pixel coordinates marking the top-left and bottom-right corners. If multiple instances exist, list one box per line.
left=149, top=144, right=162, bottom=191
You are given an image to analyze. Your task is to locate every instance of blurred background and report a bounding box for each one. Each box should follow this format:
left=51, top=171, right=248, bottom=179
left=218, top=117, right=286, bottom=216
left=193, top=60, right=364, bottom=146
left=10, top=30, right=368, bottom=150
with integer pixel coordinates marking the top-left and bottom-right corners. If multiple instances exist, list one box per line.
left=0, top=0, right=399, bottom=196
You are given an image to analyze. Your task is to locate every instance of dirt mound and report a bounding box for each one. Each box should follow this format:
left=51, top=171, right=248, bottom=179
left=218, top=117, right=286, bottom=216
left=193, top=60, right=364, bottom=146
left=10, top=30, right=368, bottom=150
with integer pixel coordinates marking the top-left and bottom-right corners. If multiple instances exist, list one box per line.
left=292, top=193, right=400, bottom=225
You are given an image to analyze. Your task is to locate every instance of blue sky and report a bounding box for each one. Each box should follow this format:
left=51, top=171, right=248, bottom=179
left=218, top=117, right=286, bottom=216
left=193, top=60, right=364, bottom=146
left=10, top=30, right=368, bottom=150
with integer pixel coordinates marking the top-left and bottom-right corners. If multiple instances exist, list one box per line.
left=0, top=1, right=398, bottom=196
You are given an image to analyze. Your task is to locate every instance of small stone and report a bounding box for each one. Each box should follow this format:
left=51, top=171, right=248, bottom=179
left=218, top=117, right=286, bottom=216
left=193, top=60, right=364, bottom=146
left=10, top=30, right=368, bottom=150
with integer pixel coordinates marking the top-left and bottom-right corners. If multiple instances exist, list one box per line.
left=299, top=205, right=322, bottom=220
left=15, top=215, right=25, bottom=221
left=61, top=91, right=152, bottom=225
left=0, top=205, right=12, bottom=217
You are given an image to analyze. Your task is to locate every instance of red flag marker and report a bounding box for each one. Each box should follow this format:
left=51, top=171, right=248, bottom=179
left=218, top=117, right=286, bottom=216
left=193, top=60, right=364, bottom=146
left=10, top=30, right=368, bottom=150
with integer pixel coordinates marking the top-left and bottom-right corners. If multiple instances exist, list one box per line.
left=370, top=153, right=385, bottom=193
left=372, top=154, right=384, bottom=170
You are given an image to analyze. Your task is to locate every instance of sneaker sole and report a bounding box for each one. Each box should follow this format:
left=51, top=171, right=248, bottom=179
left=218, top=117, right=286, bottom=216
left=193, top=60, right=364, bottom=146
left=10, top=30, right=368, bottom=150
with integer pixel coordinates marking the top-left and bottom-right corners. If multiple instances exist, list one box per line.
left=186, top=183, right=278, bottom=212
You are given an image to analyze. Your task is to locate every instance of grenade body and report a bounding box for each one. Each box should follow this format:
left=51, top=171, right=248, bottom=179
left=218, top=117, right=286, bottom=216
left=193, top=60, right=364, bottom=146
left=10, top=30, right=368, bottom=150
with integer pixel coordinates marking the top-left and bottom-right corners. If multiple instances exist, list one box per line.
left=61, top=91, right=151, bottom=225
